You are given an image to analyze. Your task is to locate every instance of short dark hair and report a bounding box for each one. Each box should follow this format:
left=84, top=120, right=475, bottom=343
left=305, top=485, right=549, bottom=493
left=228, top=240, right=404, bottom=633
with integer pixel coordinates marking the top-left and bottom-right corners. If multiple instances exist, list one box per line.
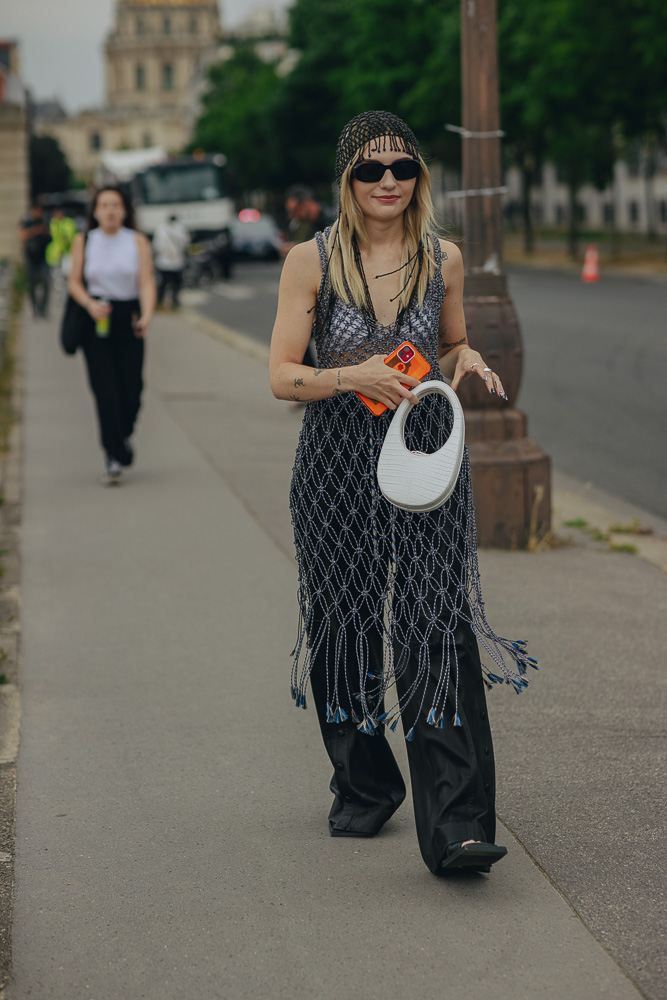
left=87, top=186, right=136, bottom=231
left=286, top=184, right=313, bottom=203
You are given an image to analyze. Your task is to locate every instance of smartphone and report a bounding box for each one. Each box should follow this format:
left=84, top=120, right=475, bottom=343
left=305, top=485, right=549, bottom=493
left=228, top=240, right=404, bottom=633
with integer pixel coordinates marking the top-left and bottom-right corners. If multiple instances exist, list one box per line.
left=355, top=341, right=431, bottom=416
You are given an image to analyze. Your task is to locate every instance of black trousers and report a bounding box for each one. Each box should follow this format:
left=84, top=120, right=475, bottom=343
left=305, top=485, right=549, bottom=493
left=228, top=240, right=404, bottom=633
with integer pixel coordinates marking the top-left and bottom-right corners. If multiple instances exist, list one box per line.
left=157, top=269, right=183, bottom=306
left=308, top=615, right=496, bottom=875
left=81, top=299, right=144, bottom=465
left=26, top=259, right=50, bottom=317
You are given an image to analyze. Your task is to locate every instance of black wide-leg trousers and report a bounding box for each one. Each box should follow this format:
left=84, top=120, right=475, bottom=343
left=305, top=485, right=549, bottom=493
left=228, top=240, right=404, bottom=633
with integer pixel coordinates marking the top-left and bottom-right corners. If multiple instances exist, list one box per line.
left=81, top=299, right=144, bottom=465
left=308, top=617, right=496, bottom=875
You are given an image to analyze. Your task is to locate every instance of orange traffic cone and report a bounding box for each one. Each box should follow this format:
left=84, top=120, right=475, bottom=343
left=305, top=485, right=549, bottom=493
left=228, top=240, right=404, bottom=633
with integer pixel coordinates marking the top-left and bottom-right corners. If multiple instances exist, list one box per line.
left=582, top=244, right=600, bottom=283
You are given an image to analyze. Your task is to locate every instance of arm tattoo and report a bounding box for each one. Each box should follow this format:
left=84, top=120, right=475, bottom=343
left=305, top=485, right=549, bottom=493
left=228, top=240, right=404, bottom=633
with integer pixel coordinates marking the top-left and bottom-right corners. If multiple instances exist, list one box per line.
left=289, top=394, right=303, bottom=402
left=313, top=368, right=324, bottom=376
left=333, top=388, right=345, bottom=397
left=439, top=336, right=467, bottom=355
left=337, top=368, right=342, bottom=386
left=294, top=377, right=305, bottom=387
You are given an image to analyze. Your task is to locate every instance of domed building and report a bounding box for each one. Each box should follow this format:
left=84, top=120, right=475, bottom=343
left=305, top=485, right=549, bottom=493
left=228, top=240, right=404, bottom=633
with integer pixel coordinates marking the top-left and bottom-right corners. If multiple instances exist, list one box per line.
left=35, top=0, right=223, bottom=179
left=105, top=0, right=221, bottom=116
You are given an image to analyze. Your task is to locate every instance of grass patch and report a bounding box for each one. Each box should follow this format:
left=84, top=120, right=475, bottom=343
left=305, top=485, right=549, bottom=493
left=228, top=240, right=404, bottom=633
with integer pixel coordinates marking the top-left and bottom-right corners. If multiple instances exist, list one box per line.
left=563, top=518, right=609, bottom=541
left=608, top=519, right=653, bottom=536
left=609, top=519, right=640, bottom=534
left=562, top=514, right=647, bottom=556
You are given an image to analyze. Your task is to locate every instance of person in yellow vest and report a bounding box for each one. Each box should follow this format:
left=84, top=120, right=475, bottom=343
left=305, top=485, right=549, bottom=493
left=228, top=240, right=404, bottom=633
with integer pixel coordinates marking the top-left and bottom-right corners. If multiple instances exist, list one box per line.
left=46, top=208, right=78, bottom=276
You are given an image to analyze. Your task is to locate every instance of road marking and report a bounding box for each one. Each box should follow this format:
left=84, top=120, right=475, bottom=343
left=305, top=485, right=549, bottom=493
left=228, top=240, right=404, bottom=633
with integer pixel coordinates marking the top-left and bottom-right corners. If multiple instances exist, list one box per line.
left=179, top=289, right=210, bottom=307
left=210, top=283, right=254, bottom=301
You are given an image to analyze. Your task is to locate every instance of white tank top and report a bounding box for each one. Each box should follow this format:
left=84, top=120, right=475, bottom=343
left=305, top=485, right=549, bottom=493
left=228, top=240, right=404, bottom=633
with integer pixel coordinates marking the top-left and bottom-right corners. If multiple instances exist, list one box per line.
left=84, top=226, right=140, bottom=301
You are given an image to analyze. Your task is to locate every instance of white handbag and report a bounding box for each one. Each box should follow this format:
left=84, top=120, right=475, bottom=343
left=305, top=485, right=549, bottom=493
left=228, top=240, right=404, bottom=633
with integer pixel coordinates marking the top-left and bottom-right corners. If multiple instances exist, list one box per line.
left=376, top=379, right=465, bottom=512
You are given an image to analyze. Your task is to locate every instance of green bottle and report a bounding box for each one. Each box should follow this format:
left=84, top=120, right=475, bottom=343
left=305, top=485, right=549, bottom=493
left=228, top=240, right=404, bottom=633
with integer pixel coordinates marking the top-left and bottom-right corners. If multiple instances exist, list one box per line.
left=95, top=299, right=110, bottom=337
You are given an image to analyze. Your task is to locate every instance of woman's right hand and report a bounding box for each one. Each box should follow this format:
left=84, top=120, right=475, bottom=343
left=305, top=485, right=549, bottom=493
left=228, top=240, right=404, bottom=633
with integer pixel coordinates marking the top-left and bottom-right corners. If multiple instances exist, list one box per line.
left=349, top=354, right=421, bottom=410
left=86, top=299, right=111, bottom=323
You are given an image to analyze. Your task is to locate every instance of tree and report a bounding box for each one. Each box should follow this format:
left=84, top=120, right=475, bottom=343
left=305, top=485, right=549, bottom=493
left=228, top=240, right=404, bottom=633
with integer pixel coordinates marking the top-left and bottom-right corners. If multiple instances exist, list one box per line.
left=498, top=0, right=667, bottom=254
left=336, top=0, right=461, bottom=165
left=266, top=0, right=357, bottom=192
left=190, top=46, right=281, bottom=194
left=30, top=135, right=72, bottom=200
left=191, top=0, right=667, bottom=232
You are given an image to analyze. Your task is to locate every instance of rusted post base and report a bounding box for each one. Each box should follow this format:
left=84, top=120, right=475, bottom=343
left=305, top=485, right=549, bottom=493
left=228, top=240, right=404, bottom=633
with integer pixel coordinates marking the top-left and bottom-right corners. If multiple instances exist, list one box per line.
left=458, top=275, right=552, bottom=548
left=466, top=421, right=551, bottom=549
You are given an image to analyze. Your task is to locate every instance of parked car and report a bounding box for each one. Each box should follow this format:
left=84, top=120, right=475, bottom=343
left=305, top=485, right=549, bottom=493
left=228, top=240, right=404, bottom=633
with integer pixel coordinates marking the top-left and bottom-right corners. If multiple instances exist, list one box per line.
left=230, top=210, right=283, bottom=260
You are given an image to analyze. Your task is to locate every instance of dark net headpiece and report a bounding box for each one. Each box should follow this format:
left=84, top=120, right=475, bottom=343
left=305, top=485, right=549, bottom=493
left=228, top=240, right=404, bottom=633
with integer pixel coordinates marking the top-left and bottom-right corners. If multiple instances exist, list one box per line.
left=335, top=110, right=420, bottom=183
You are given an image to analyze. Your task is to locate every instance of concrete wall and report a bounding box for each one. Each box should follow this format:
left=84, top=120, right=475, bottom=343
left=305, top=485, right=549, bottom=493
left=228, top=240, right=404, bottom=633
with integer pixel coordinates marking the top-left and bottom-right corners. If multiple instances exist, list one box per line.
left=0, top=104, right=28, bottom=262
left=35, top=110, right=186, bottom=181
left=505, top=161, right=667, bottom=236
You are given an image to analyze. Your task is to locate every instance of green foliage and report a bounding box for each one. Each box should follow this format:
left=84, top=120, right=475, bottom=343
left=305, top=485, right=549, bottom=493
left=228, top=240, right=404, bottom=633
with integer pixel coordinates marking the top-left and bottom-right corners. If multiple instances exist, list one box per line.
left=29, top=136, right=72, bottom=200
left=190, top=46, right=281, bottom=191
left=268, top=0, right=357, bottom=190
left=341, top=0, right=461, bottom=163
left=192, top=0, right=667, bottom=203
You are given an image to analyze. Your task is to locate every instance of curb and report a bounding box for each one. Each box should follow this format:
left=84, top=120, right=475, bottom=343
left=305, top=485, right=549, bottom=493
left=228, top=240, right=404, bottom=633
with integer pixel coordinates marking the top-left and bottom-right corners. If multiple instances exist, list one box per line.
left=180, top=308, right=271, bottom=366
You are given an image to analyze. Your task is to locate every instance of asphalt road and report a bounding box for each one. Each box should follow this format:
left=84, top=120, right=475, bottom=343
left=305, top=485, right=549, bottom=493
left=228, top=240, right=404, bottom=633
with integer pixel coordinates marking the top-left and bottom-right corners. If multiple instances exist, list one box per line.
left=189, top=260, right=667, bottom=518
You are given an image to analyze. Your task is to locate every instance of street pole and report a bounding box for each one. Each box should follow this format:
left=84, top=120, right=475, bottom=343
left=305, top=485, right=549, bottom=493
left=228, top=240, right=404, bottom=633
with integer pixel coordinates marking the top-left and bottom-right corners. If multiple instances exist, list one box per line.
left=457, top=0, right=551, bottom=548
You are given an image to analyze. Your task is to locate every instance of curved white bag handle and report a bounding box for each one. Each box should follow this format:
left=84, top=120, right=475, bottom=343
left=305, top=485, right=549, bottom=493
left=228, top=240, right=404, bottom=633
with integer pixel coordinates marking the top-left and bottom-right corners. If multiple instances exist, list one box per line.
left=376, top=379, right=465, bottom=513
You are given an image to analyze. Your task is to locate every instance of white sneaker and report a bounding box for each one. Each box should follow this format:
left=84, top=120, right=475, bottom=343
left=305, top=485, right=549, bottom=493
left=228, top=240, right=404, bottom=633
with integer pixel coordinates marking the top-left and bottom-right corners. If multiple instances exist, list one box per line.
left=104, top=459, right=123, bottom=486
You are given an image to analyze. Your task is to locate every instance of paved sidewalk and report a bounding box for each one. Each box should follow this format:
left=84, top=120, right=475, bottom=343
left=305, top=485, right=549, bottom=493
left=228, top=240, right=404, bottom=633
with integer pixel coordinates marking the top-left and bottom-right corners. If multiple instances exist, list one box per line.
left=9, top=307, right=664, bottom=999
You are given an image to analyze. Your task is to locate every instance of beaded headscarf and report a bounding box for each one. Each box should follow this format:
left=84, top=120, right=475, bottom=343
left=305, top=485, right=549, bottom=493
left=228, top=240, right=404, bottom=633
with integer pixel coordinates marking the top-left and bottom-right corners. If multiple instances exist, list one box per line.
left=335, top=110, right=421, bottom=183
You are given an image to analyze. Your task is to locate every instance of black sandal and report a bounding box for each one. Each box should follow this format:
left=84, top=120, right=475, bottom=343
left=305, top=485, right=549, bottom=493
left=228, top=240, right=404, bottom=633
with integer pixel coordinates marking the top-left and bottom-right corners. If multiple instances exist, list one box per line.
left=440, top=841, right=508, bottom=873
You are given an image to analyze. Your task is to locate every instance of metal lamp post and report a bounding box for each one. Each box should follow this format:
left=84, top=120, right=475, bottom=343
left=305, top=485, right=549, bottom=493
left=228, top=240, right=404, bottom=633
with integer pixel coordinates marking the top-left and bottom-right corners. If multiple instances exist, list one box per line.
left=456, top=0, right=551, bottom=548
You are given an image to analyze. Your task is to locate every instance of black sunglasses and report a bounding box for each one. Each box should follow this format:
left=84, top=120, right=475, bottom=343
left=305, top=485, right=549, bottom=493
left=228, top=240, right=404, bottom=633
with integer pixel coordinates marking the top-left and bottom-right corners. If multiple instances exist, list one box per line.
left=351, top=159, right=421, bottom=183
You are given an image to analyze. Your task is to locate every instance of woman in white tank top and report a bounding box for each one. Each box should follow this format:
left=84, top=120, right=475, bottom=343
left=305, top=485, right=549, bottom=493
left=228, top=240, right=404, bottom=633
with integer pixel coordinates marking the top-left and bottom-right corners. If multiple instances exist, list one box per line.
left=68, top=187, right=156, bottom=484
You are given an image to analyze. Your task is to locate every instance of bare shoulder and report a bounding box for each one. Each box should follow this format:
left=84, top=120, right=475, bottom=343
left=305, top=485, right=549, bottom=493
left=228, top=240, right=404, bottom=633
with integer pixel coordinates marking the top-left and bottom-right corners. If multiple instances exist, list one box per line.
left=134, top=231, right=151, bottom=251
left=281, top=238, right=322, bottom=289
left=436, top=238, right=463, bottom=270
left=284, top=237, right=321, bottom=270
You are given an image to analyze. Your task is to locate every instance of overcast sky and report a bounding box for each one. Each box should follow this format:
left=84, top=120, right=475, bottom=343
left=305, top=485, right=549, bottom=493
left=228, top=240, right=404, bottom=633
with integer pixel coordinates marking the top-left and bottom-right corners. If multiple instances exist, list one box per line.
left=2, top=0, right=290, bottom=112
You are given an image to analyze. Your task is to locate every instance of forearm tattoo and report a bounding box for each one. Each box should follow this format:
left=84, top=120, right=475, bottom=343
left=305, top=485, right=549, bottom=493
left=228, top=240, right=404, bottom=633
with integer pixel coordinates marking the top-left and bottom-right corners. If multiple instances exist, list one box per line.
left=439, top=336, right=467, bottom=355
left=313, top=368, right=324, bottom=376
left=289, top=395, right=303, bottom=401
left=294, top=378, right=305, bottom=387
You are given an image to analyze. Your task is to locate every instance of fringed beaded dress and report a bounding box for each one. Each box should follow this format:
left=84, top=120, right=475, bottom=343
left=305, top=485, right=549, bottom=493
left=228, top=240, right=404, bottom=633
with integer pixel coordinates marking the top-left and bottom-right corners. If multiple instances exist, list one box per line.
left=289, top=229, right=537, bottom=870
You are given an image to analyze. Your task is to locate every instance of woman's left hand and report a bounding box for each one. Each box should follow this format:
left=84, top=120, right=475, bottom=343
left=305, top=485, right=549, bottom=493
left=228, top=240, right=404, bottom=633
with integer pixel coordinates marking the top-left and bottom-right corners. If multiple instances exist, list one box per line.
left=450, top=348, right=507, bottom=399
left=134, top=315, right=150, bottom=338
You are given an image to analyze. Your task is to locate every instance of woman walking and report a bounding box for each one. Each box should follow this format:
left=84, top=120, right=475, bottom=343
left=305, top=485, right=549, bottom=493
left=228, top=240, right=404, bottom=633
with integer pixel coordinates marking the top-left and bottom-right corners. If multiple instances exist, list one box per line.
left=269, top=111, right=537, bottom=876
left=68, top=187, right=156, bottom=484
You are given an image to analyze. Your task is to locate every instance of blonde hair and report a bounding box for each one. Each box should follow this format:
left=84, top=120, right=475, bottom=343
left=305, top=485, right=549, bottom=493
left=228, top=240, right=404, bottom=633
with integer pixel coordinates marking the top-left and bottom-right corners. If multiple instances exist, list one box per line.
left=325, top=152, right=438, bottom=314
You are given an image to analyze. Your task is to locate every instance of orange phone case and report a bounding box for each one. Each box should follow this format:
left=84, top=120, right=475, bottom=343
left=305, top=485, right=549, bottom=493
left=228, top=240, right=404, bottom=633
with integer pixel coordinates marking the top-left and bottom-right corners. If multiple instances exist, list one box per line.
left=356, top=341, right=431, bottom=416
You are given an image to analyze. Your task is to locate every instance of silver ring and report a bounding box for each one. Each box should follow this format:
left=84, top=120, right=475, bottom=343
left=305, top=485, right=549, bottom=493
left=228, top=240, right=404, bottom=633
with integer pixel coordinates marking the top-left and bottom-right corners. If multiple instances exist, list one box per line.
left=483, top=367, right=493, bottom=373
left=470, top=362, right=480, bottom=370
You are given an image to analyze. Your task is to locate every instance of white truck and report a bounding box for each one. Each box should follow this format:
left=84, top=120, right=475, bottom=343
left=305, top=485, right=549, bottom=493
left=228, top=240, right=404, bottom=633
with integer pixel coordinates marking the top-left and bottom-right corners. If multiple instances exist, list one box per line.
left=97, top=148, right=235, bottom=242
